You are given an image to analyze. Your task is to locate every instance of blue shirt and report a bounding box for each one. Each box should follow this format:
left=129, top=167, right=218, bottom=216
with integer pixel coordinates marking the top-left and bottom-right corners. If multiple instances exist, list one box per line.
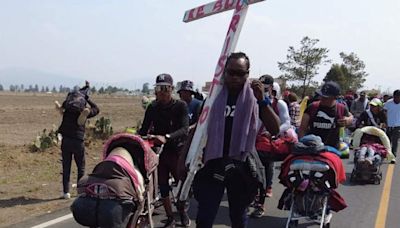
left=187, top=98, right=202, bottom=125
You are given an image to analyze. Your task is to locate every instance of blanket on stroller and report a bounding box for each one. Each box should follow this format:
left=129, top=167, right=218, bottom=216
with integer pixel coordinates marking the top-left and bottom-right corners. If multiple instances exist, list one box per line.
left=352, top=126, right=394, bottom=160
left=280, top=152, right=346, bottom=189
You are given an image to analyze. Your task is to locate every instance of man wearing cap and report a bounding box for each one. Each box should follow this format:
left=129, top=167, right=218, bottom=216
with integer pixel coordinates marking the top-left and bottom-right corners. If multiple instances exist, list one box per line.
left=299, top=81, right=353, bottom=149
left=356, top=98, right=386, bottom=129
left=384, top=90, right=400, bottom=163
left=178, top=80, right=202, bottom=126
left=138, top=73, right=190, bottom=227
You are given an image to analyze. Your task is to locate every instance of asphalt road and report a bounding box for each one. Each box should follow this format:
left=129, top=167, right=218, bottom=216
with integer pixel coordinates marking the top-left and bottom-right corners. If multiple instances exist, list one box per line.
left=14, top=153, right=399, bottom=228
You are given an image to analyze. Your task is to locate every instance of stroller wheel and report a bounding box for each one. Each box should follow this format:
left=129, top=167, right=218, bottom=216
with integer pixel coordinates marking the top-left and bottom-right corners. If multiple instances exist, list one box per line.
left=288, top=220, right=298, bottom=228
left=350, top=170, right=356, bottom=183
left=374, top=176, right=381, bottom=185
left=323, top=223, right=331, bottom=228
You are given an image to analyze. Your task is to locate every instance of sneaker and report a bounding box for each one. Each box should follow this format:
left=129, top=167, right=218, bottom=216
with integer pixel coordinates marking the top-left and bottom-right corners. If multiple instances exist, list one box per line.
left=62, top=193, right=71, bottom=199
left=266, top=187, right=273, bottom=198
left=77, top=108, right=90, bottom=126
left=163, top=216, right=176, bottom=228
left=179, top=212, right=191, bottom=227
left=250, top=206, right=264, bottom=218
left=391, top=158, right=396, bottom=164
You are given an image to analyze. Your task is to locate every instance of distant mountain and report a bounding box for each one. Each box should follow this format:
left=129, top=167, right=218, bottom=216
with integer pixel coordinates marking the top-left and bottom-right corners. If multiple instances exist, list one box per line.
left=0, top=67, right=83, bottom=89
left=0, top=67, right=154, bottom=91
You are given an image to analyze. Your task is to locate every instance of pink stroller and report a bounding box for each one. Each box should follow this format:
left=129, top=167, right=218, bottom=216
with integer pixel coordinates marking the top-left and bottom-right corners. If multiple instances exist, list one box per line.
left=71, top=133, right=161, bottom=228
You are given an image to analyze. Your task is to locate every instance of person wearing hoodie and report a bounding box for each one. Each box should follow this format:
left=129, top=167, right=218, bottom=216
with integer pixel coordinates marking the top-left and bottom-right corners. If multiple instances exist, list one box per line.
left=251, top=76, right=296, bottom=218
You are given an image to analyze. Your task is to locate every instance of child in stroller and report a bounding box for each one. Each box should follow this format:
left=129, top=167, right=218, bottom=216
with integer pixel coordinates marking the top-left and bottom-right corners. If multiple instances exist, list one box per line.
left=278, top=135, right=347, bottom=228
left=351, top=126, right=393, bottom=184
left=70, top=133, right=160, bottom=228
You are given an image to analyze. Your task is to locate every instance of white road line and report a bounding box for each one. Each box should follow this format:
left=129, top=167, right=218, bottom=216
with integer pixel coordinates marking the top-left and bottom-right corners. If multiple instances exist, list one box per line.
left=31, top=213, right=73, bottom=228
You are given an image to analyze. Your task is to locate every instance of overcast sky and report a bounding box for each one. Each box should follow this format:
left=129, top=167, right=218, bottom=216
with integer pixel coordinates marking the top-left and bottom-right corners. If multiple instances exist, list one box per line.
left=0, top=0, right=399, bottom=92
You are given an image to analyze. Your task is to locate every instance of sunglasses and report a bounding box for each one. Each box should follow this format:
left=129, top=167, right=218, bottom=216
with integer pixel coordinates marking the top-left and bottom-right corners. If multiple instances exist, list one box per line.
left=155, top=85, right=172, bottom=92
left=225, top=69, right=249, bottom=77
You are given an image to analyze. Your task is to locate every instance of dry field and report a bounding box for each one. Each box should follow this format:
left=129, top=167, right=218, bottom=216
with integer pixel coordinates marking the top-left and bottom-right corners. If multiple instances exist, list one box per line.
left=0, top=92, right=145, bottom=227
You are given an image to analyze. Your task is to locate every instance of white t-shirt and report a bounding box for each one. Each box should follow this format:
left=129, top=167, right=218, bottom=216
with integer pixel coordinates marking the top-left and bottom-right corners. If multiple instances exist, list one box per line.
left=384, top=99, right=400, bottom=127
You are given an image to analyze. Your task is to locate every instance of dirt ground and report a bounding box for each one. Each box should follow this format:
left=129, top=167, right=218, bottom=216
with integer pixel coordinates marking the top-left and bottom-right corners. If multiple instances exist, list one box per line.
left=0, top=92, right=145, bottom=227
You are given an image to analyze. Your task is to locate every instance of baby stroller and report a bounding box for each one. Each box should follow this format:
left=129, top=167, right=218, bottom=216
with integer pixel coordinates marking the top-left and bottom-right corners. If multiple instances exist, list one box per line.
left=278, top=135, right=347, bottom=228
left=350, top=126, right=393, bottom=184
left=71, top=133, right=160, bottom=228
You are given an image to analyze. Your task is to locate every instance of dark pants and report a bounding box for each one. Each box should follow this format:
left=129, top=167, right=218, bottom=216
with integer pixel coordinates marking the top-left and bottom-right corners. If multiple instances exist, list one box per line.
left=158, top=150, right=179, bottom=198
left=71, top=197, right=134, bottom=228
left=193, top=159, right=257, bottom=228
left=255, top=152, right=274, bottom=206
left=61, top=136, right=85, bottom=194
left=387, top=127, right=400, bottom=157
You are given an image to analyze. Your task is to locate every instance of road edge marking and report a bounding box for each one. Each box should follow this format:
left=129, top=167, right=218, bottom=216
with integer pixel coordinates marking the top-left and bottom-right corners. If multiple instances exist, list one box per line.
left=374, top=164, right=395, bottom=228
left=31, top=213, right=73, bottom=228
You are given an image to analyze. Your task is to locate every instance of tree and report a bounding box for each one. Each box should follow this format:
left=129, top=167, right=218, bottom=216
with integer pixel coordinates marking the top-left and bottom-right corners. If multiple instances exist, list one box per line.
left=324, top=52, right=368, bottom=92
left=91, top=86, right=97, bottom=94
left=339, top=52, right=367, bottom=91
left=45, top=86, right=49, bottom=92
left=142, top=83, right=150, bottom=94
left=41, top=86, right=45, bottom=93
left=52, top=86, right=57, bottom=93
left=324, top=64, right=347, bottom=91
left=34, top=84, right=39, bottom=92
left=98, top=87, right=105, bottom=94
left=10, top=85, right=16, bottom=92
left=278, top=36, right=331, bottom=97
left=0, top=84, right=3, bottom=91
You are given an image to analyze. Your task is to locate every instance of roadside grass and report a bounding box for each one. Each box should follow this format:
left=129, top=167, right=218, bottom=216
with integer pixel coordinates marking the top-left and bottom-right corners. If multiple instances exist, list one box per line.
left=0, top=141, right=103, bottom=227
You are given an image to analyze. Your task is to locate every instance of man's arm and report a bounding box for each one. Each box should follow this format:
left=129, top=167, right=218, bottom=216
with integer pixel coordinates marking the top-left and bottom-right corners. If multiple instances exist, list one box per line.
left=298, top=113, right=310, bottom=139
left=86, top=99, right=100, bottom=118
left=338, top=106, right=353, bottom=127
left=251, top=80, right=280, bottom=136
left=169, top=101, right=189, bottom=140
left=138, top=104, right=153, bottom=136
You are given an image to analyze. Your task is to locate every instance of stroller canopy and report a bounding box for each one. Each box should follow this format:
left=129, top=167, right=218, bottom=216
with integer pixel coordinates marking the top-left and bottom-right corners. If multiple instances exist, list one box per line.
left=352, top=126, right=394, bottom=160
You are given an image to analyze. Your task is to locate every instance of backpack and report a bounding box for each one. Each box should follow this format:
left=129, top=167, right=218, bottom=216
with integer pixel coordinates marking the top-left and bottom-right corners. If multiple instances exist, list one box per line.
left=64, top=91, right=87, bottom=113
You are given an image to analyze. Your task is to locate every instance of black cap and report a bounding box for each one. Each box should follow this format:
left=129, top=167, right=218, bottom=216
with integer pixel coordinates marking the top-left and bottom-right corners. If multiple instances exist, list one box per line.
left=316, top=81, right=341, bottom=97
left=155, top=73, right=173, bottom=86
left=177, top=80, right=194, bottom=93
left=259, top=74, right=274, bottom=85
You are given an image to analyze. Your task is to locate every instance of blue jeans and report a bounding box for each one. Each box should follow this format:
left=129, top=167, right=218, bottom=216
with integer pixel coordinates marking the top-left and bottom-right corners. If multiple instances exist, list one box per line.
left=61, top=136, right=85, bottom=194
left=193, top=159, right=257, bottom=228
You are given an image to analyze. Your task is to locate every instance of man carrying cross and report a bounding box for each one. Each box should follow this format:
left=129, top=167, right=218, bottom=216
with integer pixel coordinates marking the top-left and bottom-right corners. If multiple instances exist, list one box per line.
left=192, top=52, right=280, bottom=228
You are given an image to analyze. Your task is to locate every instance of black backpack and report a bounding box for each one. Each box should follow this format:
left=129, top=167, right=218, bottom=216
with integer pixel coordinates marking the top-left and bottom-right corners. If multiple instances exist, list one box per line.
left=64, top=91, right=87, bottom=113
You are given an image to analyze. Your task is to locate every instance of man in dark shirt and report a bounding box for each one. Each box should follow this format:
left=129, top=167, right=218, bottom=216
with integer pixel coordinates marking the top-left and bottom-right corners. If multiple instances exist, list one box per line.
left=193, top=52, right=280, bottom=228
left=177, top=80, right=202, bottom=126
left=58, top=83, right=100, bottom=199
left=138, top=73, right=189, bottom=227
left=299, top=81, right=353, bottom=148
left=356, top=98, right=386, bottom=128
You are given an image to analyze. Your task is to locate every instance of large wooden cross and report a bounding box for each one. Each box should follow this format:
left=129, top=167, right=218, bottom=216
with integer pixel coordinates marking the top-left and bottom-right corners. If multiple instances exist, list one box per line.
left=180, top=0, right=265, bottom=200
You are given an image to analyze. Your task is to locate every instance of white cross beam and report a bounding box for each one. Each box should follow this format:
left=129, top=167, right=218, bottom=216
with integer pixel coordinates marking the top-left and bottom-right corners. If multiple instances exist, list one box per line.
left=180, top=0, right=265, bottom=201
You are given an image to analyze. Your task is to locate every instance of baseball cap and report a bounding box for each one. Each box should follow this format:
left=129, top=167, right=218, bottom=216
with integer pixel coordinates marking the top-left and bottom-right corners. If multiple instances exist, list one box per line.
left=259, top=74, right=274, bottom=85
left=177, top=80, right=194, bottom=93
left=316, top=81, right=341, bottom=98
left=155, top=73, right=173, bottom=86
left=369, top=98, right=383, bottom=107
